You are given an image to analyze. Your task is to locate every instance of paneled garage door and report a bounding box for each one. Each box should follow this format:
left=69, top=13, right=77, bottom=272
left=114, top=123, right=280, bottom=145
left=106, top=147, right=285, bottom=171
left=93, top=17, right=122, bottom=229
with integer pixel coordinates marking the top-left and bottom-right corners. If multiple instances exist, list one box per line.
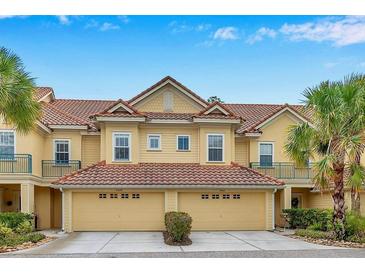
left=72, top=192, right=165, bottom=231
left=178, top=192, right=267, bottom=230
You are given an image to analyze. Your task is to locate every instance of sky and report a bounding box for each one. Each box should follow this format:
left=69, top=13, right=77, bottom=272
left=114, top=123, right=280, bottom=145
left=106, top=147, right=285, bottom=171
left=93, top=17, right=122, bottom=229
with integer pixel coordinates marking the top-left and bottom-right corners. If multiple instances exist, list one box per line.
left=1, top=15, right=365, bottom=104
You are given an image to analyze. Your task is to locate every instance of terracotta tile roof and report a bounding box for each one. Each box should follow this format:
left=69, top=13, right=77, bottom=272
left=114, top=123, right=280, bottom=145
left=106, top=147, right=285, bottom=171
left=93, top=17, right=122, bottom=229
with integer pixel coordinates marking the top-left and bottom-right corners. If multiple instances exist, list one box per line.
left=34, top=87, right=54, bottom=101
left=223, top=103, right=312, bottom=134
left=40, top=103, right=92, bottom=128
left=53, top=161, right=284, bottom=186
left=128, top=76, right=208, bottom=107
left=144, top=112, right=194, bottom=120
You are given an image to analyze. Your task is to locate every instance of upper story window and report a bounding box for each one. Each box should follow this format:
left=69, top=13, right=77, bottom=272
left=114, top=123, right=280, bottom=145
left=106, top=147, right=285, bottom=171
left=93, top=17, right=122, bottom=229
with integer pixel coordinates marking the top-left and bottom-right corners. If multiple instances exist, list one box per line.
left=0, top=131, right=15, bottom=155
left=113, top=132, right=131, bottom=161
left=163, top=91, right=174, bottom=112
left=147, top=134, right=161, bottom=150
left=207, top=134, right=224, bottom=162
left=259, top=142, right=273, bottom=167
left=54, top=140, right=70, bottom=164
left=177, top=135, right=190, bottom=151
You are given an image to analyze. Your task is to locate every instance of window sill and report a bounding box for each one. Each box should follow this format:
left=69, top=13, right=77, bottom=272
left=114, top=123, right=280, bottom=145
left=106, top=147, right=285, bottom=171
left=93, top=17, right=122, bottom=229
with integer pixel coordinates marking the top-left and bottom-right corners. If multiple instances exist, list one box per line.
left=146, top=149, right=162, bottom=152
left=176, top=150, right=191, bottom=152
left=256, top=166, right=275, bottom=169
left=112, top=160, right=132, bottom=163
left=206, top=161, right=225, bottom=164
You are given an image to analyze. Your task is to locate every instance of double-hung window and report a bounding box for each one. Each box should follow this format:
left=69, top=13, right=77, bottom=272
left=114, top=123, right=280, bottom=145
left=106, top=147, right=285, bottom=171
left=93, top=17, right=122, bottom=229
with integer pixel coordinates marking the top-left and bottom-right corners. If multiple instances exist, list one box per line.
left=177, top=135, right=190, bottom=151
left=147, top=134, right=161, bottom=150
left=207, top=134, right=224, bottom=162
left=259, top=143, right=273, bottom=167
left=0, top=131, right=15, bottom=157
left=113, top=133, right=131, bottom=161
left=54, top=140, right=70, bottom=164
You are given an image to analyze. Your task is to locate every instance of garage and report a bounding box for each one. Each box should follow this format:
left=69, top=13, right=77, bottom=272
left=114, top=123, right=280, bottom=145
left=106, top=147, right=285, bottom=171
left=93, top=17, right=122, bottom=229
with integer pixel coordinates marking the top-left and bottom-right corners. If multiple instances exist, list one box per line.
left=72, top=192, right=165, bottom=231
left=178, top=192, right=267, bottom=230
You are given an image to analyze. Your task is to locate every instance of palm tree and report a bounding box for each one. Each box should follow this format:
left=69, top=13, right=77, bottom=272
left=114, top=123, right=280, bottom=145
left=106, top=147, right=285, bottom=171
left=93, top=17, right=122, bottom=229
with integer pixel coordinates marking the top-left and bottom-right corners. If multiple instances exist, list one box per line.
left=285, top=74, right=365, bottom=240
left=0, top=47, right=40, bottom=133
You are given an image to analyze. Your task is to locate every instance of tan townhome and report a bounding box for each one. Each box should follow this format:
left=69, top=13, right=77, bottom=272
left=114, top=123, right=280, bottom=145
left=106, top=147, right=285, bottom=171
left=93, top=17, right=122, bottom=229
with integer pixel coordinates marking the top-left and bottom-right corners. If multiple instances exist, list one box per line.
left=1, top=76, right=364, bottom=232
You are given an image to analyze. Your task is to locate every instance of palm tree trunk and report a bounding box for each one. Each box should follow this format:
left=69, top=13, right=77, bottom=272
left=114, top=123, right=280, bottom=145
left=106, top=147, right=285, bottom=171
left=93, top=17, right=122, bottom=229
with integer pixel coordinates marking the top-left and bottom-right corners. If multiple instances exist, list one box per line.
left=332, top=161, right=346, bottom=240
left=351, top=151, right=361, bottom=215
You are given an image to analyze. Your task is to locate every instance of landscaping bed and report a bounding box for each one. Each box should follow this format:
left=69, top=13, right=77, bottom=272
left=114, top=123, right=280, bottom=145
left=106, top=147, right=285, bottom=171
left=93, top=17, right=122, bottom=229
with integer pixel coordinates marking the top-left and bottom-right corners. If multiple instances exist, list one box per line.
left=0, top=212, right=49, bottom=253
left=163, top=231, right=192, bottom=246
left=282, top=208, right=365, bottom=249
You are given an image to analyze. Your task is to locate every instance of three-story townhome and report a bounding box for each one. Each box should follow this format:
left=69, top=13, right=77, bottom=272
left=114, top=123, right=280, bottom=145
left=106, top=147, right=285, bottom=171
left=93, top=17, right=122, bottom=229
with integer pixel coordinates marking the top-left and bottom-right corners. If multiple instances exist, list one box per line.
left=1, top=76, right=363, bottom=232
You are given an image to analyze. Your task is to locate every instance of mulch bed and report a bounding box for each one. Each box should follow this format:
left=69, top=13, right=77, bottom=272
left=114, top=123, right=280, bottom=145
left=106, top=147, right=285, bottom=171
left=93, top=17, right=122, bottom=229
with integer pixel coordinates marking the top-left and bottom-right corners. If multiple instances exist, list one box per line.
left=290, top=235, right=365, bottom=248
left=163, top=231, right=192, bottom=246
left=0, top=236, right=55, bottom=253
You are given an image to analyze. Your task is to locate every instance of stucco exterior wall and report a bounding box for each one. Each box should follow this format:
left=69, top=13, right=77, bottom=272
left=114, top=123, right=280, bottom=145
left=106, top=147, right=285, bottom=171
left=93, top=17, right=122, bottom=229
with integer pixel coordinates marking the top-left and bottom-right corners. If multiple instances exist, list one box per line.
left=43, top=130, right=82, bottom=161
left=81, top=135, right=101, bottom=167
left=234, top=137, right=249, bottom=166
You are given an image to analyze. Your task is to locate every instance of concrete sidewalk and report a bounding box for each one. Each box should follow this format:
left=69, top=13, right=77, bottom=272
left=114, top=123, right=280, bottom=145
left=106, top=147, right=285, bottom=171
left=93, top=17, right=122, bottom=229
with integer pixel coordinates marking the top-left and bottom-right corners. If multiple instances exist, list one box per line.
left=8, top=231, right=342, bottom=255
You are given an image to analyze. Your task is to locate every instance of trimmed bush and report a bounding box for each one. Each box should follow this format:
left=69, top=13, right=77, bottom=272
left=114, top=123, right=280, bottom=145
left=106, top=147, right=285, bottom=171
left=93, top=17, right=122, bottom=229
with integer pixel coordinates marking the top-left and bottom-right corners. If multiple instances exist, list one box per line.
left=0, top=212, right=33, bottom=230
left=0, top=232, right=45, bottom=247
left=345, top=213, right=365, bottom=239
left=282, top=208, right=332, bottom=231
left=165, top=212, right=192, bottom=242
left=0, top=224, right=13, bottom=238
left=15, top=221, right=33, bottom=235
left=295, top=229, right=334, bottom=240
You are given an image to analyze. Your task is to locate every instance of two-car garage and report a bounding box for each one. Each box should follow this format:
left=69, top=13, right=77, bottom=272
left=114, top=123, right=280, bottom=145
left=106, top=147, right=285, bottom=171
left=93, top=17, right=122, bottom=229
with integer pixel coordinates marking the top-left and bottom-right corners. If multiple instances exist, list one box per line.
left=70, top=191, right=270, bottom=232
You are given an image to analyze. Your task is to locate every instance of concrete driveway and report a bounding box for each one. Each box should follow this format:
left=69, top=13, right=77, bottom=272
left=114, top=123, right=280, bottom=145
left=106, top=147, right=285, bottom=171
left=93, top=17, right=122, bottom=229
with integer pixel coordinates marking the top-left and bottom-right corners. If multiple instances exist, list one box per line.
left=14, top=231, right=340, bottom=255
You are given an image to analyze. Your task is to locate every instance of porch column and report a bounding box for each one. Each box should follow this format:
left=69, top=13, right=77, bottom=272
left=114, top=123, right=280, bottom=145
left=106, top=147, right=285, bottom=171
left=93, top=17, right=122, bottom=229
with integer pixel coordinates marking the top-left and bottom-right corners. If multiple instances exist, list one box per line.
left=20, top=183, right=34, bottom=213
left=0, top=188, right=4, bottom=212
left=282, top=186, right=292, bottom=209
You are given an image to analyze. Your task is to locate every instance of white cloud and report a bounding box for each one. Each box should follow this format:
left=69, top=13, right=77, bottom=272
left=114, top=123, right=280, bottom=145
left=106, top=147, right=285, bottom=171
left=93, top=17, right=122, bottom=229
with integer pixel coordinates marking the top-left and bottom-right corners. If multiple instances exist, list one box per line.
left=279, top=16, right=365, bottom=47
left=99, top=22, right=120, bottom=31
left=118, top=16, right=130, bottom=24
left=57, top=15, right=71, bottom=25
left=246, top=27, right=277, bottom=44
left=195, top=24, right=211, bottom=32
left=168, top=21, right=211, bottom=34
left=0, top=15, right=16, bottom=19
left=213, top=27, right=239, bottom=40
left=85, top=19, right=99, bottom=29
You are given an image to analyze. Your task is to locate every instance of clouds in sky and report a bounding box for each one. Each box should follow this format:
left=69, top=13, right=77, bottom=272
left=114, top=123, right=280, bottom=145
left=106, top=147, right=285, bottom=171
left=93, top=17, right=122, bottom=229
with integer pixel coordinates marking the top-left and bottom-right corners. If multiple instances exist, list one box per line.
left=213, top=26, right=239, bottom=40
left=57, top=15, right=71, bottom=25
left=246, top=27, right=276, bottom=44
left=168, top=21, right=211, bottom=34
left=279, top=16, right=365, bottom=47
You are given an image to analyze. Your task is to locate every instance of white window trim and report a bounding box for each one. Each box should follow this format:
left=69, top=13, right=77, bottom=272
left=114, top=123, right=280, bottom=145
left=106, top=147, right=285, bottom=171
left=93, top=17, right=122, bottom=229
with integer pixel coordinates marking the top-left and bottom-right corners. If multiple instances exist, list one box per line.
left=147, top=134, right=162, bottom=150
left=206, top=133, right=225, bottom=163
left=0, top=129, right=16, bottom=154
left=258, top=141, right=274, bottom=166
left=176, top=135, right=191, bottom=151
left=53, top=139, right=71, bottom=161
left=112, top=132, right=132, bottom=162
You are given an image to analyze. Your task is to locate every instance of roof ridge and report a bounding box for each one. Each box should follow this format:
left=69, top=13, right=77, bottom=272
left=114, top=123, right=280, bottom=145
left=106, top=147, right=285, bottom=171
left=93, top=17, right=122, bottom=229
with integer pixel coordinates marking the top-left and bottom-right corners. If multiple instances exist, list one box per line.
left=54, top=98, right=116, bottom=102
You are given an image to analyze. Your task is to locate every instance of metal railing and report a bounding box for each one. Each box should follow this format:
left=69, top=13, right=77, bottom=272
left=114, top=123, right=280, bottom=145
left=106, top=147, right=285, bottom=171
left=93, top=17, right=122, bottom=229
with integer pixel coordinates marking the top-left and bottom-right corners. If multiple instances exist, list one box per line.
left=42, top=160, right=81, bottom=177
left=250, top=162, right=313, bottom=179
left=0, top=154, right=32, bottom=174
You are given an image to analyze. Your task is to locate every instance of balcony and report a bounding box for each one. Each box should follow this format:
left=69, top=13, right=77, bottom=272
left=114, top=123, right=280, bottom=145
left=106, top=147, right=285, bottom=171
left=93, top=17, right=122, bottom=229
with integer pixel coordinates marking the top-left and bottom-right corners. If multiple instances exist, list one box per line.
left=0, top=154, right=32, bottom=174
left=42, top=160, right=81, bottom=178
left=250, top=162, right=313, bottom=179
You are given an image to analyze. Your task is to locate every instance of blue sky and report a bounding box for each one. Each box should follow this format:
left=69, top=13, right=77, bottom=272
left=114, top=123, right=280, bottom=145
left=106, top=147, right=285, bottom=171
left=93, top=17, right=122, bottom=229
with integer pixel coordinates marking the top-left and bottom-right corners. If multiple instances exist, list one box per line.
left=1, top=15, right=365, bottom=104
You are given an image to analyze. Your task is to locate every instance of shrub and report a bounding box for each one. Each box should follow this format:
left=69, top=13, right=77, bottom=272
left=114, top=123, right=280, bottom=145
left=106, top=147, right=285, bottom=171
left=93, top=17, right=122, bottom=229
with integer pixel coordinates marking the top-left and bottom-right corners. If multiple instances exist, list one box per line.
left=14, top=221, right=33, bottom=234
left=0, top=232, right=45, bottom=247
left=282, top=208, right=332, bottom=231
left=0, top=212, right=33, bottom=230
left=295, top=229, right=334, bottom=240
left=27, top=233, right=45, bottom=243
left=0, top=224, right=13, bottom=238
left=345, top=213, right=365, bottom=239
left=165, top=212, right=192, bottom=242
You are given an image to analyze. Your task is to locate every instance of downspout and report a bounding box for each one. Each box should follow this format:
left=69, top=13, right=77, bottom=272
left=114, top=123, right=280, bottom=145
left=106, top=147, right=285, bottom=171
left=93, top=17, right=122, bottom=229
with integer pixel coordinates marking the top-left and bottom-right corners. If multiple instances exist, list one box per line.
left=272, top=189, right=277, bottom=230
left=60, top=187, right=65, bottom=233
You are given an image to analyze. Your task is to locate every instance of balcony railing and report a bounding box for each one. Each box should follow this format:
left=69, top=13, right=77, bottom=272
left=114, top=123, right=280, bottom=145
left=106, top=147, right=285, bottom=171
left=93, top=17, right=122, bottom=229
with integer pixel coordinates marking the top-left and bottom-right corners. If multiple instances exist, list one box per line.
left=0, top=154, right=32, bottom=174
left=42, top=160, right=81, bottom=178
left=250, top=162, right=313, bottom=179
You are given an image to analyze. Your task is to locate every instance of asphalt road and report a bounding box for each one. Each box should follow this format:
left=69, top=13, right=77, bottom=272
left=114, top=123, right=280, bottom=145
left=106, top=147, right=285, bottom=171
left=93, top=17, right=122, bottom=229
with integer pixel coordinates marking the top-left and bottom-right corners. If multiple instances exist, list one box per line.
left=1, top=249, right=365, bottom=258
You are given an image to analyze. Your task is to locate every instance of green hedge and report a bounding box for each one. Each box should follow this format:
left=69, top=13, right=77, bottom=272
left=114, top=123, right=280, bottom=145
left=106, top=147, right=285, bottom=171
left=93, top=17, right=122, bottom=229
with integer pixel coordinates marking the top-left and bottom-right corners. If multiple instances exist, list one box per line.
left=165, top=212, right=192, bottom=242
left=0, top=232, right=45, bottom=247
left=282, top=208, right=332, bottom=231
left=0, top=212, right=33, bottom=230
left=295, top=229, right=335, bottom=240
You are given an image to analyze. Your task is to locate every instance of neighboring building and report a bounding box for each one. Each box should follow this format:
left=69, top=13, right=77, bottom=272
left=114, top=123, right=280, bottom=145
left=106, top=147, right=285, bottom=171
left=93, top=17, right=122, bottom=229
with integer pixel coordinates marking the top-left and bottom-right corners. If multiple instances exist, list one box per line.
left=0, top=76, right=362, bottom=232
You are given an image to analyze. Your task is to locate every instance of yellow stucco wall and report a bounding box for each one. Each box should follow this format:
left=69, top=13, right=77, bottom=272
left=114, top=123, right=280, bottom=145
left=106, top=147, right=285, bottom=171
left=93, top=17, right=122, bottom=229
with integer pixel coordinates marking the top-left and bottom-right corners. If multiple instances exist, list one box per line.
left=81, top=135, right=101, bottom=167
left=35, top=186, right=51, bottom=230
left=165, top=190, right=178, bottom=212
left=234, top=137, right=249, bottom=166
left=249, top=112, right=301, bottom=163
left=308, top=192, right=333, bottom=209
left=139, top=125, right=199, bottom=163
left=134, top=84, right=203, bottom=113
left=43, top=130, right=82, bottom=161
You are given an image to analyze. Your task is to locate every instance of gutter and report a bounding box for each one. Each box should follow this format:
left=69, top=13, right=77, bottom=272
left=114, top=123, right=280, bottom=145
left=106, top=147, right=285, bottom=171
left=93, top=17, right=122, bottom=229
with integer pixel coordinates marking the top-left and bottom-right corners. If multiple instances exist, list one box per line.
left=51, top=184, right=285, bottom=190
